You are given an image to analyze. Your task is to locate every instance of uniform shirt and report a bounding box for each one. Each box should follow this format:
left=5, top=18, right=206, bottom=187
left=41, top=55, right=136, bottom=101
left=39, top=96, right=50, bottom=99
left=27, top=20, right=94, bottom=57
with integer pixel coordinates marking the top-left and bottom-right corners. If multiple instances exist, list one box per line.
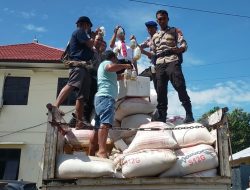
left=152, top=26, right=187, bottom=64
left=69, top=28, right=94, bottom=61
left=140, top=37, right=156, bottom=65
left=140, top=37, right=154, bottom=50
left=96, top=60, right=118, bottom=98
left=113, top=40, right=133, bottom=61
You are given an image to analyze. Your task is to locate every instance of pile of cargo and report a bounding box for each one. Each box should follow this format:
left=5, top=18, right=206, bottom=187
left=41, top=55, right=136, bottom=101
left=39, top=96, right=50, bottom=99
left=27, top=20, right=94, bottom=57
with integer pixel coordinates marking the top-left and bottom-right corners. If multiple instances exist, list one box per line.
left=56, top=76, right=219, bottom=179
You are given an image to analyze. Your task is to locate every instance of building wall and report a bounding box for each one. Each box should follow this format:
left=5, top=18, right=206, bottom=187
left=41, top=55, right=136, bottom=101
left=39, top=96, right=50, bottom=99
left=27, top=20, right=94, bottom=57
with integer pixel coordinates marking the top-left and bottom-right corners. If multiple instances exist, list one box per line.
left=0, top=67, right=74, bottom=187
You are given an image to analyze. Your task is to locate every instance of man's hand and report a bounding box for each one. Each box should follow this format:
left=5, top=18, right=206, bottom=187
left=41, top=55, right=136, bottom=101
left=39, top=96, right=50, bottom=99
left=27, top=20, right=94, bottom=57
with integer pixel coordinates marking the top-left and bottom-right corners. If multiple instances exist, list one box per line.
left=125, top=64, right=133, bottom=70
left=114, top=26, right=121, bottom=34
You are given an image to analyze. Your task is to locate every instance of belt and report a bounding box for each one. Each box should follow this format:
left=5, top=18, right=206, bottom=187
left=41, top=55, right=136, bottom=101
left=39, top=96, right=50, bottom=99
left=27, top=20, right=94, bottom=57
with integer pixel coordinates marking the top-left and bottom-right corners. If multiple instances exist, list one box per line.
left=156, top=49, right=175, bottom=58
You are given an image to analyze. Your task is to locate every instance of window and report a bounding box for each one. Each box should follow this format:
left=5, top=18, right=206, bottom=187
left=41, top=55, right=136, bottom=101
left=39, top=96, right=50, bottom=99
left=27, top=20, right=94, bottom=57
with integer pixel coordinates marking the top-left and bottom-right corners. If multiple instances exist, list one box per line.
left=0, top=149, right=21, bottom=180
left=3, top=76, right=30, bottom=105
left=57, top=78, right=76, bottom=106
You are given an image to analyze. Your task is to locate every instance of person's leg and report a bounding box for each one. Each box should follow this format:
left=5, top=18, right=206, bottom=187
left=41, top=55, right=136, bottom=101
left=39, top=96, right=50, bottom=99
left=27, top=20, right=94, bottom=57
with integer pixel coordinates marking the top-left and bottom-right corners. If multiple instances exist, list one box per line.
left=155, top=63, right=168, bottom=122
left=54, top=85, right=74, bottom=108
left=83, top=77, right=97, bottom=123
left=75, top=68, right=92, bottom=129
left=89, top=129, right=99, bottom=156
left=75, top=98, right=84, bottom=129
left=96, top=124, right=109, bottom=158
left=152, top=73, right=157, bottom=91
left=94, top=96, right=115, bottom=158
left=169, top=61, right=194, bottom=123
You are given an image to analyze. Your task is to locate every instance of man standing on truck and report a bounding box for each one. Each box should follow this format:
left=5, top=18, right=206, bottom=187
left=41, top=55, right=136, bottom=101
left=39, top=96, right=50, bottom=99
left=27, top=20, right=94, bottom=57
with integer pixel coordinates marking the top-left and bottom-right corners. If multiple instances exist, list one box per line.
left=139, top=20, right=158, bottom=91
left=68, top=34, right=107, bottom=127
left=109, top=26, right=138, bottom=74
left=54, top=16, right=96, bottom=129
left=152, top=10, right=194, bottom=123
left=89, top=50, right=132, bottom=158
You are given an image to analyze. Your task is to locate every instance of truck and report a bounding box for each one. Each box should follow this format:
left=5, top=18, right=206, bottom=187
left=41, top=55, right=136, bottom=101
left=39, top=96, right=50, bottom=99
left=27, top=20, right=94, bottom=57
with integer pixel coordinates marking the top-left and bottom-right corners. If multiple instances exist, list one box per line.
left=41, top=106, right=231, bottom=190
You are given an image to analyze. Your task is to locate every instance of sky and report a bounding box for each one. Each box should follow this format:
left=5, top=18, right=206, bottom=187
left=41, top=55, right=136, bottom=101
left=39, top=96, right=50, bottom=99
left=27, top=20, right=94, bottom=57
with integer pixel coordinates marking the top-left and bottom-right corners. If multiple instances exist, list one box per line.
left=1, top=0, right=250, bottom=119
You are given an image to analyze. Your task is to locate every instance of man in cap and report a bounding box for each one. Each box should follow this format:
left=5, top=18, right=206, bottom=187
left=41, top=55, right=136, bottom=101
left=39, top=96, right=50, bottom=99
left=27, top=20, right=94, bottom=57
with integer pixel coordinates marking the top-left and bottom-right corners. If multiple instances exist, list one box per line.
left=69, top=34, right=107, bottom=127
left=152, top=10, right=195, bottom=123
left=54, top=16, right=96, bottom=129
left=139, top=20, right=158, bottom=91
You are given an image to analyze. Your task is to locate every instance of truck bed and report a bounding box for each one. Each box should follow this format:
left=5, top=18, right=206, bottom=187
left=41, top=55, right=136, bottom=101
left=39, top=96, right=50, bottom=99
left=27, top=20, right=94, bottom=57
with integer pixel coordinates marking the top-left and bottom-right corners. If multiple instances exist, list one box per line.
left=41, top=107, right=231, bottom=190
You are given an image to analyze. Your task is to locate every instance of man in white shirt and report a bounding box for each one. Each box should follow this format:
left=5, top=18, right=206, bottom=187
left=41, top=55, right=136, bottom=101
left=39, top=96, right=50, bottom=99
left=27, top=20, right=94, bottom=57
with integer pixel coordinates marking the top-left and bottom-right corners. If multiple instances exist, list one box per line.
left=109, top=26, right=137, bottom=73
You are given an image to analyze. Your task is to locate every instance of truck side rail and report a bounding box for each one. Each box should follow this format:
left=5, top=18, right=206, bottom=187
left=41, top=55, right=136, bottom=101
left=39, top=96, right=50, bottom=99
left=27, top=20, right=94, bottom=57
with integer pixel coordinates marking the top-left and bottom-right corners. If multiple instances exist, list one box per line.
left=42, top=106, right=231, bottom=189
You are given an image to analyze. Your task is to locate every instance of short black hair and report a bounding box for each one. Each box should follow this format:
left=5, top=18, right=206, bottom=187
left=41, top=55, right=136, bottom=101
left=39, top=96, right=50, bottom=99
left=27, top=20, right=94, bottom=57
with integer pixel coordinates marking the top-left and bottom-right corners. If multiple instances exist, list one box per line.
left=156, top=10, right=168, bottom=18
left=102, top=50, right=116, bottom=61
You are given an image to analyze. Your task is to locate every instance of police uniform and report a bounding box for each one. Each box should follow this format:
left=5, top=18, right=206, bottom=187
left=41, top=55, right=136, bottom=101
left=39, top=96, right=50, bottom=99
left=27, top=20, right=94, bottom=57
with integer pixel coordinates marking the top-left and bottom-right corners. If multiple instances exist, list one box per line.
left=152, top=26, right=194, bottom=122
left=139, top=21, right=158, bottom=90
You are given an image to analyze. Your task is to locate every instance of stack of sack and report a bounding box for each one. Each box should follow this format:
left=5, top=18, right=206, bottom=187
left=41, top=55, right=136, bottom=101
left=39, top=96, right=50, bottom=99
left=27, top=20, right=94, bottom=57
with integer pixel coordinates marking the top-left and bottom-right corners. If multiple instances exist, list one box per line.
left=160, top=122, right=218, bottom=177
left=110, top=97, right=155, bottom=151
left=56, top=128, right=115, bottom=179
left=56, top=152, right=115, bottom=178
left=113, top=121, right=219, bottom=178
left=114, top=122, right=178, bottom=178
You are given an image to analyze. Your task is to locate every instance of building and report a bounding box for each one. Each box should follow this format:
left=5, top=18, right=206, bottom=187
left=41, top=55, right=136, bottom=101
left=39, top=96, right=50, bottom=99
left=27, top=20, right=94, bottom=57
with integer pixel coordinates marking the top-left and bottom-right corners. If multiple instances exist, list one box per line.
left=0, top=42, right=75, bottom=186
left=230, top=147, right=250, bottom=190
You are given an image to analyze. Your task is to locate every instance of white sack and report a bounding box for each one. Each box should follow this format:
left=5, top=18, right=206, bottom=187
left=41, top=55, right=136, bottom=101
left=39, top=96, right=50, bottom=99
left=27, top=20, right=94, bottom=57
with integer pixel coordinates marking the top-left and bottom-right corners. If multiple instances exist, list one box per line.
left=56, top=152, right=115, bottom=178
left=123, top=135, right=135, bottom=145
left=120, top=114, right=151, bottom=138
left=65, top=129, right=112, bottom=146
left=64, top=129, right=92, bottom=145
left=122, top=149, right=177, bottom=178
left=160, top=144, right=218, bottom=177
left=184, top=168, right=217, bottom=177
left=173, top=122, right=216, bottom=148
left=124, top=122, right=177, bottom=154
left=115, top=98, right=155, bottom=121
left=108, top=120, right=122, bottom=142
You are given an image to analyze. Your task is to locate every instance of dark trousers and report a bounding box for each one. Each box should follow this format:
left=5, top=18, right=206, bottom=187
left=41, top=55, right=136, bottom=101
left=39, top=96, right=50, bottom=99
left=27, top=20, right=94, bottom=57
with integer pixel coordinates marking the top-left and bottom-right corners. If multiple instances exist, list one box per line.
left=155, top=61, right=191, bottom=121
left=139, top=67, right=157, bottom=91
left=83, top=77, right=97, bottom=122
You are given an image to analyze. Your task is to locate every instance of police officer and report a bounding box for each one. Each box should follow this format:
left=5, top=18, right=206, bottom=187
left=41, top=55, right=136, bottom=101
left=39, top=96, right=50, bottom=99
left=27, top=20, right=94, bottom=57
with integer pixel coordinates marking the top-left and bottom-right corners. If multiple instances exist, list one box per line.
left=139, top=20, right=158, bottom=91
left=152, top=10, right=194, bottom=123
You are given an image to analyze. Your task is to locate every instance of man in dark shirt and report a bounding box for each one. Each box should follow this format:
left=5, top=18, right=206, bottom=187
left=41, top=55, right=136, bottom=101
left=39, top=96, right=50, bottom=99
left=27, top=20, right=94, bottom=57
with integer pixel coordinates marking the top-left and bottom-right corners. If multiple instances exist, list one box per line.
left=54, top=16, right=95, bottom=129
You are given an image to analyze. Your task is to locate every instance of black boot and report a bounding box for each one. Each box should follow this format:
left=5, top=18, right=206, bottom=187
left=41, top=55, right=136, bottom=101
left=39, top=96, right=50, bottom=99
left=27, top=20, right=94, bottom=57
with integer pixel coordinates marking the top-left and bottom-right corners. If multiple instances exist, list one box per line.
left=156, top=110, right=167, bottom=123
left=182, top=102, right=195, bottom=123
left=183, top=113, right=195, bottom=123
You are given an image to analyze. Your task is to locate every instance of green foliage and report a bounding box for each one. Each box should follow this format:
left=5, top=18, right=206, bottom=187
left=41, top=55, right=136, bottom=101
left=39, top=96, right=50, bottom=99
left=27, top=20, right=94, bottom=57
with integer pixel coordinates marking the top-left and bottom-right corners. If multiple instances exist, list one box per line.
left=228, top=108, right=250, bottom=153
left=198, top=107, right=250, bottom=154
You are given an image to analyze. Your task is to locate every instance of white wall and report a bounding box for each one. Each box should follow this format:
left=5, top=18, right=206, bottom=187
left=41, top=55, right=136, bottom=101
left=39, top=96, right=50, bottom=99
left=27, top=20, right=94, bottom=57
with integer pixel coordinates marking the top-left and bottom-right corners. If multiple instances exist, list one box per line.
left=0, top=67, right=74, bottom=187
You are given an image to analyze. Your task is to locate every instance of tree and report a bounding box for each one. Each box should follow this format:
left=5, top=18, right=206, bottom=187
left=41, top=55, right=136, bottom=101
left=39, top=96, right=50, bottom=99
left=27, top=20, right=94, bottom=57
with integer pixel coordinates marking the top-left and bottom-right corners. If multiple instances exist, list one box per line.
left=228, top=108, right=250, bottom=153
left=198, top=107, right=250, bottom=154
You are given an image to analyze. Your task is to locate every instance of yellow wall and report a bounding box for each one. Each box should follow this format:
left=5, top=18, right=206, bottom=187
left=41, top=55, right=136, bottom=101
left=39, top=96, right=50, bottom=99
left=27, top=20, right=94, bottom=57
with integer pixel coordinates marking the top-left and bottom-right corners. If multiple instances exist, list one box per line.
left=0, top=67, right=74, bottom=187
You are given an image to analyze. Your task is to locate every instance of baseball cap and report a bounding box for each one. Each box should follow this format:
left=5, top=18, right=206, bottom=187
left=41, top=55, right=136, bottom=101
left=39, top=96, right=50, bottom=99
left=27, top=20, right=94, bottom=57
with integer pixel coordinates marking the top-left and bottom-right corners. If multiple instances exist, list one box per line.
left=76, top=16, right=93, bottom=27
left=145, top=21, right=158, bottom=28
